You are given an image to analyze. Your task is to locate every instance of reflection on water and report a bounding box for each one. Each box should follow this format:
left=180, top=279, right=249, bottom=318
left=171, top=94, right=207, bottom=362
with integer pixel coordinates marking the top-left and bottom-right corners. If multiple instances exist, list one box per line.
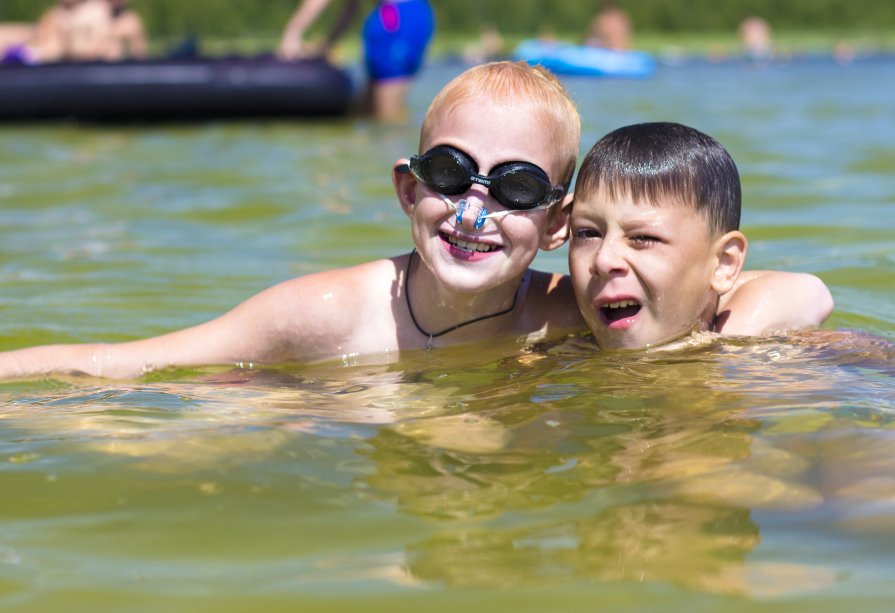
left=1, top=55, right=894, bottom=610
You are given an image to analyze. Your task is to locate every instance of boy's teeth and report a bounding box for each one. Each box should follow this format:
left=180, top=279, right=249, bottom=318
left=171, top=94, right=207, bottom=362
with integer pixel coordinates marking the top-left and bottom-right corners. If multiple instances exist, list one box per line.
left=606, top=300, right=638, bottom=309
left=449, top=235, right=496, bottom=253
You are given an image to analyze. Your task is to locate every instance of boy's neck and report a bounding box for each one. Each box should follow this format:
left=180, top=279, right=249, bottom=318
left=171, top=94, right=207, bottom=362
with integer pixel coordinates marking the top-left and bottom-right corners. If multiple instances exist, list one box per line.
left=403, top=250, right=527, bottom=346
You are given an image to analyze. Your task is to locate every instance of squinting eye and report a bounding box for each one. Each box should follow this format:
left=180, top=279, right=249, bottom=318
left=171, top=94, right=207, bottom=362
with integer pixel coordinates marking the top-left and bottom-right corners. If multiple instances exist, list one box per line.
left=631, top=235, right=660, bottom=246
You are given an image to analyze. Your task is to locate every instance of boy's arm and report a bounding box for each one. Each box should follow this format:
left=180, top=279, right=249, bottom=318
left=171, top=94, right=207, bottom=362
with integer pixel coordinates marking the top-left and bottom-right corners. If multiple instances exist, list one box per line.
left=278, top=0, right=332, bottom=59
left=715, top=270, right=834, bottom=336
left=0, top=292, right=288, bottom=380
left=0, top=271, right=358, bottom=381
left=123, top=14, right=149, bottom=59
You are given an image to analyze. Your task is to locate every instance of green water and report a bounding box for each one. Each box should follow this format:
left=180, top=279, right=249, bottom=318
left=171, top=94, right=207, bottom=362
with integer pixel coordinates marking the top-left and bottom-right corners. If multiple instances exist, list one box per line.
left=1, top=56, right=894, bottom=611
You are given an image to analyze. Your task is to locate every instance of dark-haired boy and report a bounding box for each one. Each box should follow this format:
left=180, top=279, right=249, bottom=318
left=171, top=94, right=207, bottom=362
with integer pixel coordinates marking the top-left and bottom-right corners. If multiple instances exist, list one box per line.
left=568, top=121, right=826, bottom=350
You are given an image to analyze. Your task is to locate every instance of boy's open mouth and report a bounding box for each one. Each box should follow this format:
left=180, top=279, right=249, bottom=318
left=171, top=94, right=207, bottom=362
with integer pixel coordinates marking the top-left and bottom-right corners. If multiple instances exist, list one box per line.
left=601, top=300, right=642, bottom=323
left=442, top=232, right=500, bottom=253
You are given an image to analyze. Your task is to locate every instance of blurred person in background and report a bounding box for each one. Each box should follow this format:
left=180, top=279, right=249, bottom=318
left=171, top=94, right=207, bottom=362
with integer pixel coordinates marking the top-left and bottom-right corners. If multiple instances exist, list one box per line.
left=106, top=0, right=148, bottom=59
left=279, top=0, right=435, bottom=123
left=462, top=24, right=505, bottom=65
left=0, top=22, right=36, bottom=59
left=738, top=15, right=772, bottom=60
left=32, top=0, right=112, bottom=61
left=2, top=0, right=147, bottom=63
left=584, top=3, right=631, bottom=51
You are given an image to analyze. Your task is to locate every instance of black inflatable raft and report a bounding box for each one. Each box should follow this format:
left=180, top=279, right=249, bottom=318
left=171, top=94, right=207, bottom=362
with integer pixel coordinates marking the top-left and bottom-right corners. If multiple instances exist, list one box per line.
left=0, top=56, right=354, bottom=121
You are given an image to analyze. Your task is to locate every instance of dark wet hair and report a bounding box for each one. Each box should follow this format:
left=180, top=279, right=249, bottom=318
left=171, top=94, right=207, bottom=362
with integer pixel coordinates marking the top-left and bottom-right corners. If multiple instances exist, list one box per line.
left=574, top=122, right=741, bottom=234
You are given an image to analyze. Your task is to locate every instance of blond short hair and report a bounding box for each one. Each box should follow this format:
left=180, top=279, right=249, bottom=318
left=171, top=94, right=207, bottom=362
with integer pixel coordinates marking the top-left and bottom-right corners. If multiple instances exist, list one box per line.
left=420, top=61, right=580, bottom=187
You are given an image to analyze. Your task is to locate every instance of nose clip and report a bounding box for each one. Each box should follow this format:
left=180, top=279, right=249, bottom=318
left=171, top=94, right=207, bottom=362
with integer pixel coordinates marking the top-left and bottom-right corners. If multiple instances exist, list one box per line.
left=454, top=199, right=488, bottom=229
left=474, top=207, right=487, bottom=229
left=454, top=200, right=467, bottom=224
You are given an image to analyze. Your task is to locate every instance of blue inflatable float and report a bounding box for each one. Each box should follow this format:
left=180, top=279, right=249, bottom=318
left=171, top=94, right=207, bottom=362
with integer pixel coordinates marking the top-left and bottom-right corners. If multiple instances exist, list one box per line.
left=514, top=39, right=656, bottom=78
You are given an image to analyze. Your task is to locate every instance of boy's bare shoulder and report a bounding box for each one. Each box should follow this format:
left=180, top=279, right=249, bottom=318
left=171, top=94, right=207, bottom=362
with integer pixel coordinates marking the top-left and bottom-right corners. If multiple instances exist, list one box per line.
left=281, top=257, right=400, bottom=291
left=234, top=257, right=406, bottom=360
left=260, top=257, right=403, bottom=315
left=717, top=270, right=834, bottom=335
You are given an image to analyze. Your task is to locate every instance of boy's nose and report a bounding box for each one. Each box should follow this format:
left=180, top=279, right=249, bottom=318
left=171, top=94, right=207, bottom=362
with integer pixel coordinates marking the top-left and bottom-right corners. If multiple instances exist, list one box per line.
left=592, top=236, right=629, bottom=276
left=455, top=199, right=488, bottom=230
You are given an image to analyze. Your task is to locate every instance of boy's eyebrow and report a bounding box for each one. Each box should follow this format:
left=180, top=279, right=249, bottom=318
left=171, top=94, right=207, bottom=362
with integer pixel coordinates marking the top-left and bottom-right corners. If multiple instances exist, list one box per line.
left=571, top=207, right=670, bottom=228
left=620, top=207, right=668, bottom=226
left=621, top=219, right=668, bottom=234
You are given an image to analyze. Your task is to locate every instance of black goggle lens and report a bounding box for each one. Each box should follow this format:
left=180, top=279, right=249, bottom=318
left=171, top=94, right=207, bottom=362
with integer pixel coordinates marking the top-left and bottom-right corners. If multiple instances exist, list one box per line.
left=493, top=166, right=550, bottom=206
left=409, top=146, right=563, bottom=210
left=418, top=149, right=470, bottom=195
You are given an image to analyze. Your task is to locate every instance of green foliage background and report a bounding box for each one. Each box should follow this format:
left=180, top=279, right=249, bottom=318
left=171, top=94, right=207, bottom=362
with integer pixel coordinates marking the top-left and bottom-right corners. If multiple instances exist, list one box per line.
left=3, top=1, right=893, bottom=45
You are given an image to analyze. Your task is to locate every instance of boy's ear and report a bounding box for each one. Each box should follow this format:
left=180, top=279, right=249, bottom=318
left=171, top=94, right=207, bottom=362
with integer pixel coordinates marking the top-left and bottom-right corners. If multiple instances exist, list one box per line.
left=392, top=159, right=417, bottom=218
left=539, top=191, right=574, bottom=251
left=710, top=230, right=748, bottom=295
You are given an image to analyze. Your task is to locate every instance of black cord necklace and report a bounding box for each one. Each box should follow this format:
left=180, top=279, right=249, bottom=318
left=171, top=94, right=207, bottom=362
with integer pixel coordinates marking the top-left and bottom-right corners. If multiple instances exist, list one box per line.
left=405, top=249, right=523, bottom=350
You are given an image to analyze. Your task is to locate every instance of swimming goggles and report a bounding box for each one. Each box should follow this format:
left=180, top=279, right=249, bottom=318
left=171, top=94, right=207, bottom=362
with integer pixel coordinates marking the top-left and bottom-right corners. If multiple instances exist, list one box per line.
left=397, top=145, right=569, bottom=211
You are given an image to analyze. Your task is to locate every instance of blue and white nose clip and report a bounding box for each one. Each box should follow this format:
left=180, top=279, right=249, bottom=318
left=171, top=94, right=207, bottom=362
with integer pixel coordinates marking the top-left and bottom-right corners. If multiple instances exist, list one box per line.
left=453, top=200, right=488, bottom=229
left=433, top=191, right=557, bottom=230
left=441, top=195, right=517, bottom=230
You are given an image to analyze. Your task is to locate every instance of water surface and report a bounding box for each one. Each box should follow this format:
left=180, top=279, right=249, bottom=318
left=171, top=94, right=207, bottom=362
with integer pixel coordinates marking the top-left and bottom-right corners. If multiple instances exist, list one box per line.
left=1, top=55, right=893, bottom=611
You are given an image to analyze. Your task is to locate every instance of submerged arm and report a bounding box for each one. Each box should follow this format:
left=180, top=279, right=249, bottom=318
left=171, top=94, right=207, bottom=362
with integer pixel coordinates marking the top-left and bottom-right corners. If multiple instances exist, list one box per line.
left=0, top=298, right=288, bottom=380
left=0, top=273, right=356, bottom=381
left=715, top=270, right=834, bottom=336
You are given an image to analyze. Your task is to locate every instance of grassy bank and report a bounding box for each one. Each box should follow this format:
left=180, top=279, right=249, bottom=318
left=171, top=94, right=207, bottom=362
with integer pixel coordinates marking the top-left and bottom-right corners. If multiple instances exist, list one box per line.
left=632, top=29, right=894, bottom=56
left=158, top=29, right=895, bottom=62
left=432, top=29, right=895, bottom=58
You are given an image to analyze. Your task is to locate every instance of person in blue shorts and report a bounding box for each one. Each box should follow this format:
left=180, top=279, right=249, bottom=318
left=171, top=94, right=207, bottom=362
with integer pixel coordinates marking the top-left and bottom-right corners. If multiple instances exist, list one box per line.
left=279, top=0, right=435, bottom=122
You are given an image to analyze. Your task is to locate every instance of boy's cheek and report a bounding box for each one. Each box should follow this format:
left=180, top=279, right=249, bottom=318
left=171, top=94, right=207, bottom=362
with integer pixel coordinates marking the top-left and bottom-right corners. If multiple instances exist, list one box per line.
left=567, top=248, right=592, bottom=286
left=568, top=259, right=599, bottom=320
